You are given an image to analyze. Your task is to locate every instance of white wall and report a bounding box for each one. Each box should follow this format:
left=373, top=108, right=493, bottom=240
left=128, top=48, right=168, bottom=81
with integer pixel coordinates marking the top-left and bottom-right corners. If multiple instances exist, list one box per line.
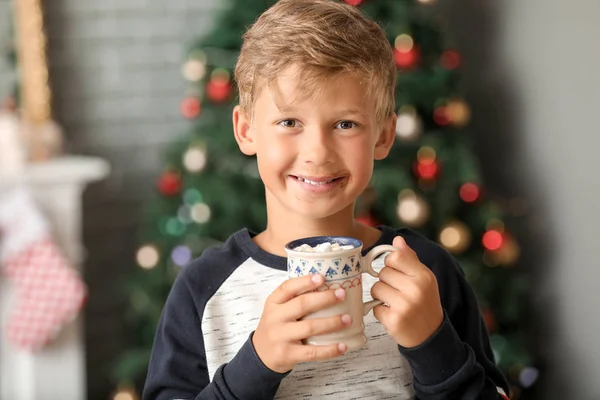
left=442, top=0, right=600, bottom=398
left=504, top=2, right=600, bottom=398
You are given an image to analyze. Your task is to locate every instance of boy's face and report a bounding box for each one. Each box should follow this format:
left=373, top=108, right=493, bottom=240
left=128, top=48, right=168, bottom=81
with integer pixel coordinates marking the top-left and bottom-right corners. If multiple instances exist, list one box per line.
left=233, top=66, right=396, bottom=220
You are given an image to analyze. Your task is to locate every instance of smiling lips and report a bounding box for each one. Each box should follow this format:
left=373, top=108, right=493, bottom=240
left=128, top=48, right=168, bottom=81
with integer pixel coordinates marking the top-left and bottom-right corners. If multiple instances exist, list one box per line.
left=289, top=174, right=348, bottom=193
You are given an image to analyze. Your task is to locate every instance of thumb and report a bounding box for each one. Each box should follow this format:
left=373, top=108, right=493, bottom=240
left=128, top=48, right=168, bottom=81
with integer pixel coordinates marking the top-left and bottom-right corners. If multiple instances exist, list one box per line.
left=392, top=236, right=417, bottom=257
left=392, top=236, right=407, bottom=249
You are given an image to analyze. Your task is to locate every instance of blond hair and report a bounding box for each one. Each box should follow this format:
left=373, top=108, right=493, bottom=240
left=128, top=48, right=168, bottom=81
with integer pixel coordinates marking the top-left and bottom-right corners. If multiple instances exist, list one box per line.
left=234, top=0, right=396, bottom=124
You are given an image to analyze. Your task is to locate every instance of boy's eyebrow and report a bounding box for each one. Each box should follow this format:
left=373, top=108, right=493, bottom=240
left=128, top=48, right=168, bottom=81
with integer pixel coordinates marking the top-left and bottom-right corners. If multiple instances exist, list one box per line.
left=335, top=108, right=369, bottom=118
left=274, top=106, right=370, bottom=118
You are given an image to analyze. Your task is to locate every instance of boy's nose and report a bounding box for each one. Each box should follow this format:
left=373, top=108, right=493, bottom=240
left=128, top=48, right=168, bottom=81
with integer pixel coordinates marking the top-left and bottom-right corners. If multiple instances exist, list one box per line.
left=299, top=127, right=334, bottom=165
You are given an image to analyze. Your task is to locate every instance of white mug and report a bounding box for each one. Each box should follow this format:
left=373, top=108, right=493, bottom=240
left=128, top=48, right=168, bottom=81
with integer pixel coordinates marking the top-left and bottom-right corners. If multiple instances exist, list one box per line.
left=285, top=236, right=396, bottom=351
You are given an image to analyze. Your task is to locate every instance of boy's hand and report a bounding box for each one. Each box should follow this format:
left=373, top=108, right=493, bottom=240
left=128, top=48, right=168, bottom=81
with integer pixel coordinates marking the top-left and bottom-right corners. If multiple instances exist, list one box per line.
left=371, top=236, right=444, bottom=348
left=253, top=274, right=352, bottom=373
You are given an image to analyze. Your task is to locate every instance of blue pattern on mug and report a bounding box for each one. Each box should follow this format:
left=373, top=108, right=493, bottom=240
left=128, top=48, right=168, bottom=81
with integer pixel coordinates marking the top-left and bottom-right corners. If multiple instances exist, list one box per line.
left=285, top=236, right=363, bottom=280
left=288, top=257, right=362, bottom=278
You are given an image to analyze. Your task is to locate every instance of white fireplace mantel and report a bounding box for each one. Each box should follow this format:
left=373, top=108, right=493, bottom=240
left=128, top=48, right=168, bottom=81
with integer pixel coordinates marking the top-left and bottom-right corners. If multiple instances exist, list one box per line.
left=0, top=155, right=110, bottom=400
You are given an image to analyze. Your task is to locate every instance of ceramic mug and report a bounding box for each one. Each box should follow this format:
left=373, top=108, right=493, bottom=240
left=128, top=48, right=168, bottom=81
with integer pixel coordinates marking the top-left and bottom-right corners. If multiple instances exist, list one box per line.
left=285, top=236, right=396, bottom=351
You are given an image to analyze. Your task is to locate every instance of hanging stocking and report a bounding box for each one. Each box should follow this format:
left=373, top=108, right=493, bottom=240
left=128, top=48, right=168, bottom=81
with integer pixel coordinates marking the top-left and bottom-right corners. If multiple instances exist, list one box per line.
left=0, top=187, right=87, bottom=351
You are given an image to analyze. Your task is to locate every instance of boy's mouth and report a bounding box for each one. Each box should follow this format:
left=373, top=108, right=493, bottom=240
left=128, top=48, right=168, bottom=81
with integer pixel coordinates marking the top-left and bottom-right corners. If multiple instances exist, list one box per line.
left=289, top=174, right=347, bottom=187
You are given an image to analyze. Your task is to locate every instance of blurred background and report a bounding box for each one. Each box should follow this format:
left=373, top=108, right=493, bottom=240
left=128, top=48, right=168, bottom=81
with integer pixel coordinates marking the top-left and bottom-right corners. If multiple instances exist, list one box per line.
left=0, top=0, right=598, bottom=399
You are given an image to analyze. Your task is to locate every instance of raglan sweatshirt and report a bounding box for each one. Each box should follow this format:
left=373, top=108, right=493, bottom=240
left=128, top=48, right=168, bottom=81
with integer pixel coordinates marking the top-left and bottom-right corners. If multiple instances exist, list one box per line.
left=143, top=226, right=509, bottom=399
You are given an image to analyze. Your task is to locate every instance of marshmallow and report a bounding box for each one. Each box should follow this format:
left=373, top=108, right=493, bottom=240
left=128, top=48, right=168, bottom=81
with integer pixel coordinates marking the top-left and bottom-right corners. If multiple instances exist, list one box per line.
left=293, top=241, right=355, bottom=252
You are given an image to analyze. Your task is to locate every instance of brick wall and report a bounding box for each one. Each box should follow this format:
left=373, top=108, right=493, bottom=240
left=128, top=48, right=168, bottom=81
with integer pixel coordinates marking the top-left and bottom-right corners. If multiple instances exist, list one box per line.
left=0, top=0, right=15, bottom=101
left=42, top=1, right=227, bottom=398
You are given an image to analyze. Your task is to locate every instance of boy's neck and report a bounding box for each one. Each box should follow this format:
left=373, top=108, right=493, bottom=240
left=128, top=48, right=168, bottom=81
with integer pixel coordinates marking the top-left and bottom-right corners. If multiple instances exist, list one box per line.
left=253, top=203, right=382, bottom=257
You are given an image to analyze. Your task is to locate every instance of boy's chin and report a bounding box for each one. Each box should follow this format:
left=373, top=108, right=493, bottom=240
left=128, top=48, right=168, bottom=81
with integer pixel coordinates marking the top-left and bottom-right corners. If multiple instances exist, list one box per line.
left=286, top=202, right=353, bottom=221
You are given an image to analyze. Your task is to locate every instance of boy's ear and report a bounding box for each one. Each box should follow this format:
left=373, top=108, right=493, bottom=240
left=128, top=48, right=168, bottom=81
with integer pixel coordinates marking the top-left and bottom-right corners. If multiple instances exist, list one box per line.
left=233, top=105, right=257, bottom=156
left=374, top=113, right=397, bottom=160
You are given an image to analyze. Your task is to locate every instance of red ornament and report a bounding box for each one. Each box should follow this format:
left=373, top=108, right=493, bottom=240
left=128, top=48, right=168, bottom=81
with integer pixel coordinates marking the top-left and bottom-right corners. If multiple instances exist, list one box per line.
left=441, top=50, right=461, bottom=70
left=2, top=96, right=16, bottom=111
left=414, top=159, right=439, bottom=180
left=481, top=308, right=498, bottom=333
left=356, top=214, right=379, bottom=227
left=206, top=78, right=232, bottom=103
left=394, top=47, right=419, bottom=69
left=433, top=106, right=451, bottom=125
left=180, top=97, right=201, bottom=119
left=460, top=183, right=480, bottom=203
left=157, top=171, right=182, bottom=196
left=344, top=0, right=363, bottom=5
left=482, top=230, right=504, bottom=251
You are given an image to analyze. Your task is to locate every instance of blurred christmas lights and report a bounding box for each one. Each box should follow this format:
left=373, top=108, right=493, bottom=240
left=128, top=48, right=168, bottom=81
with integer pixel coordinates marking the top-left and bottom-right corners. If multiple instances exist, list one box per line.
left=171, top=245, right=192, bottom=267
left=439, top=221, right=471, bottom=254
left=157, top=171, right=182, bottom=196
left=182, top=59, right=207, bottom=82
left=180, top=97, right=201, bottom=119
left=183, top=146, right=207, bottom=173
left=460, top=182, right=480, bottom=203
left=191, top=203, right=211, bottom=224
left=137, top=245, right=159, bottom=269
left=395, top=106, right=422, bottom=140
left=441, top=50, right=461, bottom=70
left=397, top=189, right=430, bottom=227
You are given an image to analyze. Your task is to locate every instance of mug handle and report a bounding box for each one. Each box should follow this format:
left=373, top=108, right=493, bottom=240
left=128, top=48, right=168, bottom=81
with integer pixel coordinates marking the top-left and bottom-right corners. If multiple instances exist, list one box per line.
left=362, top=245, right=397, bottom=316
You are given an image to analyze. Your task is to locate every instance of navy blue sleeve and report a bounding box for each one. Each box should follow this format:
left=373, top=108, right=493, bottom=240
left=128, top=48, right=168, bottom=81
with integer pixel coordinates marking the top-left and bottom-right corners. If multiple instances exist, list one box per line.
left=143, top=253, right=287, bottom=400
left=398, top=230, right=509, bottom=399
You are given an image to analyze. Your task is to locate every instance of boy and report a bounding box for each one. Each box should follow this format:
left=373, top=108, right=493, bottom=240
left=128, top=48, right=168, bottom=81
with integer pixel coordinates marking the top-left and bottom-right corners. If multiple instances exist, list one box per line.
left=144, top=0, right=510, bottom=399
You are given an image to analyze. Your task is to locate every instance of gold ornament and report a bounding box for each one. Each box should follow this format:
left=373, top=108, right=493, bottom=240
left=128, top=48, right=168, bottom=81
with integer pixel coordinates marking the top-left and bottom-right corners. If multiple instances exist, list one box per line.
left=482, top=251, right=500, bottom=267
left=395, top=106, right=422, bottom=141
left=397, top=189, right=430, bottom=227
left=439, top=221, right=471, bottom=254
left=447, top=98, right=471, bottom=127
left=183, top=146, right=207, bottom=173
left=394, top=34, right=414, bottom=52
left=191, top=203, right=211, bottom=224
left=495, top=235, right=520, bottom=266
left=486, top=218, right=505, bottom=232
left=417, top=146, right=436, bottom=161
left=136, top=245, right=160, bottom=269
left=211, top=67, right=231, bottom=83
left=182, top=59, right=207, bottom=82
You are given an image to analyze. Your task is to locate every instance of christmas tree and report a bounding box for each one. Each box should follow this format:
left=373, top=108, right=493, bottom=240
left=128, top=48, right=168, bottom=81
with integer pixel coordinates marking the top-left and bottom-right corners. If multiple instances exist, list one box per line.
left=113, top=0, right=538, bottom=398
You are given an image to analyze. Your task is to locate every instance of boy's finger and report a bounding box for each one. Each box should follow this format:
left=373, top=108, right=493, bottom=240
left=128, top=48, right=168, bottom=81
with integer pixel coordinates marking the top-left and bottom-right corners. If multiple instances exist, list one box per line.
left=385, top=237, right=423, bottom=276
left=391, top=237, right=419, bottom=259
left=292, top=342, right=347, bottom=364
left=269, top=274, right=324, bottom=304
left=370, top=280, right=404, bottom=307
left=284, top=314, right=352, bottom=341
left=378, top=266, right=411, bottom=290
left=372, top=303, right=392, bottom=324
left=283, top=287, right=346, bottom=320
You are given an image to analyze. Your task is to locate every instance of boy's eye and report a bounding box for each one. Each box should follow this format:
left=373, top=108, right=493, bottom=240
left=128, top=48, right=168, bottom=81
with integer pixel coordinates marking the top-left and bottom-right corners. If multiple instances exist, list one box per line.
left=278, top=119, right=299, bottom=128
left=336, top=120, right=358, bottom=130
